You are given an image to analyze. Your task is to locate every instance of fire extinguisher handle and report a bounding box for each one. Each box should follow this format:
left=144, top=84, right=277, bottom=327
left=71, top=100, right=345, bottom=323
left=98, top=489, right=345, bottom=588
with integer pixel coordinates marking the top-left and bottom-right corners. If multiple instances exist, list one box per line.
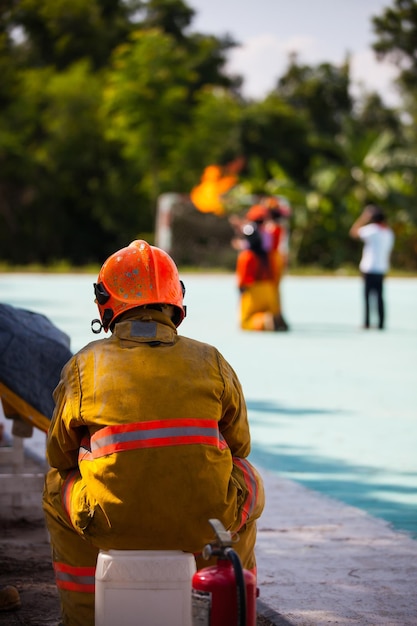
left=208, top=518, right=233, bottom=547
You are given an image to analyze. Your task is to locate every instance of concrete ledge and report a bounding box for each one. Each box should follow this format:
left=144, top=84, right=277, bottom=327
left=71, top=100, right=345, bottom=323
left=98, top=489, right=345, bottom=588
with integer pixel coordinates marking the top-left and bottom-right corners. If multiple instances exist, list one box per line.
left=255, top=469, right=417, bottom=626
left=257, top=599, right=296, bottom=625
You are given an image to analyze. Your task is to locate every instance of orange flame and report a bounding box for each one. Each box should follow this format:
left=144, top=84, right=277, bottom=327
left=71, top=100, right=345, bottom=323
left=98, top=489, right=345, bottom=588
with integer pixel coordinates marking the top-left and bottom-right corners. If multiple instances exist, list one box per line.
left=190, top=158, right=244, bottom=215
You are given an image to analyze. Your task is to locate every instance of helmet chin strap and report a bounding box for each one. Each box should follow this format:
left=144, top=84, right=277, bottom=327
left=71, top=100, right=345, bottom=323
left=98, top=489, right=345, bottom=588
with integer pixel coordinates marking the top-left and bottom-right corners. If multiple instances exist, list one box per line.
left=91, top=318, right=103, bottom=334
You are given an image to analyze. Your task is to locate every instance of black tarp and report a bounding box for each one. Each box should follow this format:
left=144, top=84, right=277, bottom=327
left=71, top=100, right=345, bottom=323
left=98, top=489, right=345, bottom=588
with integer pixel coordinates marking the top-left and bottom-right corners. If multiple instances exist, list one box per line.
left=0, top=303, right=73, bottom=420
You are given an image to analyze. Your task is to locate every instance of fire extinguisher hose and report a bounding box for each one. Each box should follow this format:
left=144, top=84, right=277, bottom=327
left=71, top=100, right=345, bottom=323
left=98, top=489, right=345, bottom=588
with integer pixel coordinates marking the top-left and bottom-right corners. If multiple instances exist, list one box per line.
left=224, top=547, right=247, bottom=626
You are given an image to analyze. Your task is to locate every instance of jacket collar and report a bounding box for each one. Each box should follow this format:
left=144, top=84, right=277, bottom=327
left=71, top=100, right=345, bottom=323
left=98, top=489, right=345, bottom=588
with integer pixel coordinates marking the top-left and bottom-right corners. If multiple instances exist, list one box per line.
left=113, top=310, right=177, bottom=345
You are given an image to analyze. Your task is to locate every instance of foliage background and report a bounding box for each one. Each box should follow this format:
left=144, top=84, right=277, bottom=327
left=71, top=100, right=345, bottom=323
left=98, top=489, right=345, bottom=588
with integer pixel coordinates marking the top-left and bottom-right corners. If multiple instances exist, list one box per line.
left=0, top=0, right=416, bottom=270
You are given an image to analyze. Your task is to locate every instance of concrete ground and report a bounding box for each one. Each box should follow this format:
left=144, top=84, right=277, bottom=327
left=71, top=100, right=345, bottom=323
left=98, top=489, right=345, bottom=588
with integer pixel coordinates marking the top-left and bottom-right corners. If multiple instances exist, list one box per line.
left=256, top=469, right=417, bottom=626
left=1, top=272, right=416, bottom=625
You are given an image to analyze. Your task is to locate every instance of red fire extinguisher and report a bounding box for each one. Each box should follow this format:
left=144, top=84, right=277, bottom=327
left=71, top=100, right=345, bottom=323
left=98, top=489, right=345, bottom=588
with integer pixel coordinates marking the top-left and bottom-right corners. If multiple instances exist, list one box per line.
left=192, top=519, right=258, bottom=626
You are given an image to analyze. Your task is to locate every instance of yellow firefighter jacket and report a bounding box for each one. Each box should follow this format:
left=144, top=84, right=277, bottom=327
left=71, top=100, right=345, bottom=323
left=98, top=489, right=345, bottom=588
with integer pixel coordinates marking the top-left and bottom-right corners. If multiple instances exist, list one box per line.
left=45, top=310, right=263, bottom=555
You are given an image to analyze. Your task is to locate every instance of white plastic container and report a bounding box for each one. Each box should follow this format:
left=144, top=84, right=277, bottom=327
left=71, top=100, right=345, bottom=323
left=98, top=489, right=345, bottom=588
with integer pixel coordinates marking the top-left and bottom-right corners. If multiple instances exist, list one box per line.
left=95, top=549, right=196, bottom=626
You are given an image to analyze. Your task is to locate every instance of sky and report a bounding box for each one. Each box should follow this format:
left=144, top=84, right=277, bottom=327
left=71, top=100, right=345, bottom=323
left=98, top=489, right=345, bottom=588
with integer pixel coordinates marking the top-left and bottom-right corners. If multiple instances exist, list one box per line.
left=187, top=0, right=400, bottom=106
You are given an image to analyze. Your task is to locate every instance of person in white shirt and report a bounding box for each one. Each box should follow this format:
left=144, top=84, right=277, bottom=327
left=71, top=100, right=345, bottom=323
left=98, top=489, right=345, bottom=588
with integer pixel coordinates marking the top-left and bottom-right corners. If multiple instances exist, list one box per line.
left=349, top=205, right=395, bottom=329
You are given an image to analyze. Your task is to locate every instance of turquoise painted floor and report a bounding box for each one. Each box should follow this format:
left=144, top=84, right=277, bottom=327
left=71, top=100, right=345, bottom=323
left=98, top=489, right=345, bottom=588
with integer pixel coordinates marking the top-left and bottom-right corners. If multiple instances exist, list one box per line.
left=1, top=272, right=416, bottom=537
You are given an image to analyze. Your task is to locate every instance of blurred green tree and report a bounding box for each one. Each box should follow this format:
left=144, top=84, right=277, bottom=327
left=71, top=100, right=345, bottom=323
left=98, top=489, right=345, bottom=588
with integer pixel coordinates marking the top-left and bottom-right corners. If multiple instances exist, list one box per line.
left=275, top=55, right=353, bottom=140
left=372, top=0, right=417, bottom=92
left=6, top=0, right=141, bottom=69
left=102, top=28, right=197, bottom=211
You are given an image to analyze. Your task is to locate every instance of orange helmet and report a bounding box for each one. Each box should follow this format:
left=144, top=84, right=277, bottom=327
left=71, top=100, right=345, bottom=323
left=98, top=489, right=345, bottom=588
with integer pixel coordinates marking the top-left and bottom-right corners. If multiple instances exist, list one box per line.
left=262, top=196, right=291, bottom=217
left=246, top=204, right=269, bottom=223
left=93, top=240, right=186, bottom=332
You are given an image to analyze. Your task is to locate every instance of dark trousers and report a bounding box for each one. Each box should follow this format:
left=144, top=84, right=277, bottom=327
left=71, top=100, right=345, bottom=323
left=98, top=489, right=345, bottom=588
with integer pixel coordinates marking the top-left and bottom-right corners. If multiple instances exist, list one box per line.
left=363, top=272, right=385, bottom=328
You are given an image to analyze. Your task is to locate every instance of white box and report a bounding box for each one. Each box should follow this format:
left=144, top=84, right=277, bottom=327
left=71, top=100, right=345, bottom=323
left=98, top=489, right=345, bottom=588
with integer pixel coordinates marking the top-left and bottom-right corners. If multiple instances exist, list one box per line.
left=95, top=550, right=196, bottom=626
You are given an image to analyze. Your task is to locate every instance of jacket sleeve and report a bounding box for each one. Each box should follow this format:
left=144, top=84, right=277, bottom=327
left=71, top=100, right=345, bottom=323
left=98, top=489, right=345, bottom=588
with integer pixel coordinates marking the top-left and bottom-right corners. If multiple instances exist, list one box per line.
left=237, top=250, right=257, bottom=290
left=216, top=350, right=251, bottom=458
left=46, top=356, right=85, bottom=471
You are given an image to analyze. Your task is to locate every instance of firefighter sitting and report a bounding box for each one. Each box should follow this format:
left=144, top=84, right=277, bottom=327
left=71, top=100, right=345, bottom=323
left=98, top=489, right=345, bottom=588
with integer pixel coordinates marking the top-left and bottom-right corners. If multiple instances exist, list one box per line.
left=42, top=239, right=265, bottom=626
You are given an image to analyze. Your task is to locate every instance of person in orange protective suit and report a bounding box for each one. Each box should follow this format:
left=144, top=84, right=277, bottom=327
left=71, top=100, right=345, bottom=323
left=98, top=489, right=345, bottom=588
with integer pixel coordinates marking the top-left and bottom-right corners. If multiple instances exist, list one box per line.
left=42, top=240, right=265, bottom=626
left=261, top=197, right=290, bottom=331
left=236, top=218, right=281, bottom=331
left=233, top=203, right=288, bottom=331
